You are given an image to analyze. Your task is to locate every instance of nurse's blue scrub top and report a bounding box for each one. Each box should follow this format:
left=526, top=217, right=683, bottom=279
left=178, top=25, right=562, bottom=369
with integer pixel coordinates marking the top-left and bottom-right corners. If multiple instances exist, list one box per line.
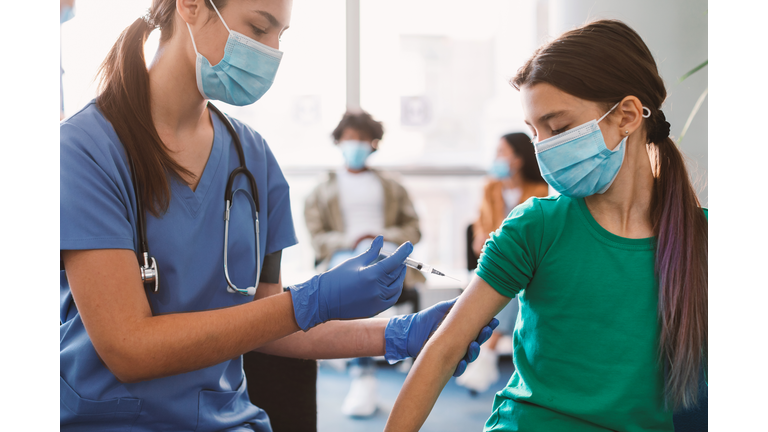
left=60, top=101, right=298, bottom=431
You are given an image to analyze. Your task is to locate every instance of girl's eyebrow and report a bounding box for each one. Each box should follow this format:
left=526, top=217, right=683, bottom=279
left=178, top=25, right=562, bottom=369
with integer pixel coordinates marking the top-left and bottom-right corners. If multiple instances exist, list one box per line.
left=539, top=110, right=568, bottom=123
left=524, top=110, right=568, bottom=126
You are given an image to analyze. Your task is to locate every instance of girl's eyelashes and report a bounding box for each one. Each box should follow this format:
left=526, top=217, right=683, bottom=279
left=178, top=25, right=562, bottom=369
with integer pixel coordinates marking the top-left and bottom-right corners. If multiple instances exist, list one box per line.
left=551, top=125, right=569, bottom=135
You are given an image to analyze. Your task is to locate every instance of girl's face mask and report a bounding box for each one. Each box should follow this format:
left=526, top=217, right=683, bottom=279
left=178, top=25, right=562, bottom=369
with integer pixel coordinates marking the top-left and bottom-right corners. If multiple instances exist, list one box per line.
left=533, top=102, right=626, bottom=198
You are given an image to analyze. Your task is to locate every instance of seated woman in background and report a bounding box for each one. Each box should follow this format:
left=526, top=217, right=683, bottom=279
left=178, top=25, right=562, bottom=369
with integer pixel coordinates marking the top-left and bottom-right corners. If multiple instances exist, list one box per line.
left=458, top=132, right=549, bottom=394
left=472, top=132, right=549, bottom=260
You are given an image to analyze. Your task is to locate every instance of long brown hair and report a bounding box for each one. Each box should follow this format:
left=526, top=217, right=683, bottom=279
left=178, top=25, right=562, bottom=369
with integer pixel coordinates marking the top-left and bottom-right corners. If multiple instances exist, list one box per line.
left=96, top=0, right=226, bottom=217
left=512, top=19, right=707, bottom=410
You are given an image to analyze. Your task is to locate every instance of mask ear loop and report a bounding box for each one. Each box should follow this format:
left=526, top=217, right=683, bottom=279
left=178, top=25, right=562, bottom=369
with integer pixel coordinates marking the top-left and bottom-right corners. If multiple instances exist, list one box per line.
left=597, top=102, right=621, bottom=124
left=207, top=0, right=231, bottom=33
left=185, top=22, right=201, bottom=55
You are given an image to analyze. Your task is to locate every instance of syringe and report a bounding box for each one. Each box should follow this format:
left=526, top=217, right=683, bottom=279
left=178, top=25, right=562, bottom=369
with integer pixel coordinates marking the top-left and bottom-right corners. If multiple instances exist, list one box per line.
left=378, top=253, right=460, bottom=281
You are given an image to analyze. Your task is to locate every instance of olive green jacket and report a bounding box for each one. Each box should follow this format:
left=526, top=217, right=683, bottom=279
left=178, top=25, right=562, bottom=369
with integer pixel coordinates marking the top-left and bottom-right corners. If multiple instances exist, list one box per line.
left=304, top=169, right=425, bottom=285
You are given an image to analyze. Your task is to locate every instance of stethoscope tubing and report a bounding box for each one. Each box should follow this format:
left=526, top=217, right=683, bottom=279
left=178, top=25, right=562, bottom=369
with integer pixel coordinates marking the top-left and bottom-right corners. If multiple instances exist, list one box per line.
left=129, top=102, right=261, bottom=296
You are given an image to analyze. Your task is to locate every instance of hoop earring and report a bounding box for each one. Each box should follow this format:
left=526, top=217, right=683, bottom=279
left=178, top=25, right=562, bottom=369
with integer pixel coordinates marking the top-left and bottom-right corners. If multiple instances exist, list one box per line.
left=642, top=107, right=651, bottom=118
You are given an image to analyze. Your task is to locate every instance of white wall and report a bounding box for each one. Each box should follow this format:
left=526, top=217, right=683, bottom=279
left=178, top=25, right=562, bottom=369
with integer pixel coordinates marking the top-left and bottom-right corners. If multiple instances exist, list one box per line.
left=546, top=0, right=709, bottom=206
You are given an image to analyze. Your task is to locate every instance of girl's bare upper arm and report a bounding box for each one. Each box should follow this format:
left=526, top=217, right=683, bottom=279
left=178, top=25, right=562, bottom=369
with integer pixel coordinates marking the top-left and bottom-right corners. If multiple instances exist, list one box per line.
left=432, top=275, right=512, bottom=358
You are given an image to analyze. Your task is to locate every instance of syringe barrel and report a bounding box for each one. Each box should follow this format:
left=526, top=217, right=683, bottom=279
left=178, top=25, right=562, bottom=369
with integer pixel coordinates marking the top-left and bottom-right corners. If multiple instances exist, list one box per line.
left=379, top=253, right=433, bottom=274
left=404, top=257, right=433, bottom=274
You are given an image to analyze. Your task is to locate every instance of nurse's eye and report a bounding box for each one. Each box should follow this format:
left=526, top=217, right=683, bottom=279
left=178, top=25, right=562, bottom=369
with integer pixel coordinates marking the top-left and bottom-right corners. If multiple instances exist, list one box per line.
left=551, top=125, right=569, bottom=135
left=250, top=24, right=267, bottom=37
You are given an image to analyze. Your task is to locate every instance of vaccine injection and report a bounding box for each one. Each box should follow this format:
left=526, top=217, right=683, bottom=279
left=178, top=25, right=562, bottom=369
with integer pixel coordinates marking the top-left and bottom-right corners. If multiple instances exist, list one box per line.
left=378, top=253, right=461, bottom=282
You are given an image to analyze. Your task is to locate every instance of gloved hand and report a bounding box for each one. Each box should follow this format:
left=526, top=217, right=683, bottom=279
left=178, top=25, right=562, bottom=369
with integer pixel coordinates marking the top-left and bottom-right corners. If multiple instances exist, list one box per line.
left=384, top=297, right=500, bottom=377
left=289, top=236, right=411, bottom=331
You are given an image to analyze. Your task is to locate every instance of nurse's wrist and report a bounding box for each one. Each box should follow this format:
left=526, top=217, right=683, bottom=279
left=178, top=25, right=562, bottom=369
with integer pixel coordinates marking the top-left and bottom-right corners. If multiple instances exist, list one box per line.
left=384, top=314, right=414, bottom=364
left=287, top=274, right=323, bottom=331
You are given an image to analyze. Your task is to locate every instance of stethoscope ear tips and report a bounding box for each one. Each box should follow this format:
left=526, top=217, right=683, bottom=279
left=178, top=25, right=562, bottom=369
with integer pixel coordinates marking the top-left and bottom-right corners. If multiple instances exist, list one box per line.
left=246, top=286, right=257, bottom=296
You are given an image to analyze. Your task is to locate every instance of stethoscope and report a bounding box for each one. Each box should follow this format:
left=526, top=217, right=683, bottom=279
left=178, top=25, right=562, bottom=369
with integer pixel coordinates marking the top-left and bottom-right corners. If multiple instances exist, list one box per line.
left=129, top=102, right=262, bottom=296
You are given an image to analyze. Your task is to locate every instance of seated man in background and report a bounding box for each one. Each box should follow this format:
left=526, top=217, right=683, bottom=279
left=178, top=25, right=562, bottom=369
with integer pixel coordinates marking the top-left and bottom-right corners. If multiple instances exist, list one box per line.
left=305, top=109, right=424, bottom=417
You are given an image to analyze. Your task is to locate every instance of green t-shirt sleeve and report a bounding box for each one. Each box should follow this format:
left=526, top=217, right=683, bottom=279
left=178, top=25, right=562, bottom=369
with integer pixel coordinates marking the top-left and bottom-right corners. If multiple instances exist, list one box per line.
left=476, top=197, right=544, bottom=298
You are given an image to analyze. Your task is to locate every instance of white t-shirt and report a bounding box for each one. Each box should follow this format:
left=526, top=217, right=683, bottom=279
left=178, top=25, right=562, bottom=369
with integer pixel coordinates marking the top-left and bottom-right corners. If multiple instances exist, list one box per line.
left=502, top=187, right=524, bottom=215
left=336, top=168, right=385, bottom=245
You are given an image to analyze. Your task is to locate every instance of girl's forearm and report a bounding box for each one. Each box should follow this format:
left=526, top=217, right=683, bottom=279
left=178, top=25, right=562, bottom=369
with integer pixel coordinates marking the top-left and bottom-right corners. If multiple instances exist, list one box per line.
left=255, top=318, right=388, bottom=359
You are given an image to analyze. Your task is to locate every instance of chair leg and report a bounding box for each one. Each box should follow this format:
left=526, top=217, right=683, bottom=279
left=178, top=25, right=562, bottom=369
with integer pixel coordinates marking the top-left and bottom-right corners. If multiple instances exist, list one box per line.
left=243, top=351, right=318, bottom=432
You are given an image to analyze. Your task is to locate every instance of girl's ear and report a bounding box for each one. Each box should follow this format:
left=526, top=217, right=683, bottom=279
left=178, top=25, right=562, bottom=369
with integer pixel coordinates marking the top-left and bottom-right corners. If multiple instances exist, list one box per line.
left=617, top=95, right=644, bottom=135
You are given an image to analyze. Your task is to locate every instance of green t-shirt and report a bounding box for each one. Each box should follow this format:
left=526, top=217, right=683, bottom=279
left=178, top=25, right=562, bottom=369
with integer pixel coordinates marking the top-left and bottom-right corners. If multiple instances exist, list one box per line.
left=477, top=195, right=707, bottom=432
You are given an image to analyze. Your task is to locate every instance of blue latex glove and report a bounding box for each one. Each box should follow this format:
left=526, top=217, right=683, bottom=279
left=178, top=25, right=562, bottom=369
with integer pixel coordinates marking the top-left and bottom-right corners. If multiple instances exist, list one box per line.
left=384, top=297, right=500, bottom=377
left=289, top=236, right=411, bottom=331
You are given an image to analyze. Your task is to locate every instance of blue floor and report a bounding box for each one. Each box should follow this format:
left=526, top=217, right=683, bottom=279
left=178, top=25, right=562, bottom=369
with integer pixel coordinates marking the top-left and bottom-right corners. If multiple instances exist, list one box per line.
left=317, top=357, right=515, bottom=432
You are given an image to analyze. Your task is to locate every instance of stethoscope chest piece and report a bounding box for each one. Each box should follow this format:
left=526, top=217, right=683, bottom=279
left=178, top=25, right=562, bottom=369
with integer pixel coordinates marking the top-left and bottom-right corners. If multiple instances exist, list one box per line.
left=140, top=252, right=159, bottom=293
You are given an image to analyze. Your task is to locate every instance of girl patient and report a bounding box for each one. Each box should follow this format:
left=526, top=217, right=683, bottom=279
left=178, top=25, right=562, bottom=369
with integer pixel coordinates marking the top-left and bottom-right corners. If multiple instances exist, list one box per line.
left=385, top=19, right=707, bottom=432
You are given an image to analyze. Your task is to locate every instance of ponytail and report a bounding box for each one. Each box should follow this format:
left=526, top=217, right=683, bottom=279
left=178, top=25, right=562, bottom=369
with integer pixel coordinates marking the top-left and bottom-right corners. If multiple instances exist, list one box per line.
left=96, top=13, right=193, bottom=217
left=651, top=136, right=708, bottom=410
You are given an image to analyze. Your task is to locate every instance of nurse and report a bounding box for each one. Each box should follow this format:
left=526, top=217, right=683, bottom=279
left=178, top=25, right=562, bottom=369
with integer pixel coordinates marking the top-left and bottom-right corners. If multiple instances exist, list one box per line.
left=385, top=19, right=707, bottom=432
left=60, top=0, right=494, bottom=430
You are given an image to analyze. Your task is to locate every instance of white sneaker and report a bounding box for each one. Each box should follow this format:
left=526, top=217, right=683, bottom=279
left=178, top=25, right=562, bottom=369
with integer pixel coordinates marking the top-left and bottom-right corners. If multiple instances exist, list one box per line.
left=455, top=347, right=500, bottom=394
left=341, top=374, right=378, bottom=417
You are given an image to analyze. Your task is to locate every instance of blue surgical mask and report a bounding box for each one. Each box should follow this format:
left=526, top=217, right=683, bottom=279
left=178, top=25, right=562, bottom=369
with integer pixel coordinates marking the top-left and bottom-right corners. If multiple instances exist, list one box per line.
left=339, top=140, right=373, bottom=170
left=60, top=6, right=75, bottom=24
left=186, top=1, right=283, bottom=106
left=533, top=102, right=625, bottom=198
left=489, top=159, right=512, bottom=179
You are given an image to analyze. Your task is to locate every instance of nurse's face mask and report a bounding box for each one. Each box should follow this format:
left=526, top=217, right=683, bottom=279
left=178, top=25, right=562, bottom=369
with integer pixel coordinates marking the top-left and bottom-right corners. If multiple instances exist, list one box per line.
left=533, top=102, right=626, bottom=198
left=186, top=1, right=283, bottom=106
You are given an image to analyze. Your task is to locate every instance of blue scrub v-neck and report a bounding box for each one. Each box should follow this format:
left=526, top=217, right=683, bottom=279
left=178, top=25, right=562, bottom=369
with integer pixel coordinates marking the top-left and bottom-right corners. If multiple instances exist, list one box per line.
left=170, top=109, right=225, bottom=218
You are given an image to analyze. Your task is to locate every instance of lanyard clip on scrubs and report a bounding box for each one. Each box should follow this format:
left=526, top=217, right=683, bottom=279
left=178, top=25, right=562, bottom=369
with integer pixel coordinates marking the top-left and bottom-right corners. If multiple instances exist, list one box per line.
left=129, top=156, right=159, bottom=293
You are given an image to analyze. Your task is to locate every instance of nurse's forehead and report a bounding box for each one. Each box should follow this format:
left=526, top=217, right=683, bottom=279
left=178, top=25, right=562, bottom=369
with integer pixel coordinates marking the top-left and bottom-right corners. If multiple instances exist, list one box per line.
left=247, top=0, right=292, bottom=27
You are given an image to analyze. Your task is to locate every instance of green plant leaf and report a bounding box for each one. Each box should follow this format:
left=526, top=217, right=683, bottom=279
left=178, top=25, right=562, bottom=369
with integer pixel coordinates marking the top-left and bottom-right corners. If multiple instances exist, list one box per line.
left=679, top=60, right=708, bottom=83
left=677, top=87, right=708, bottom=145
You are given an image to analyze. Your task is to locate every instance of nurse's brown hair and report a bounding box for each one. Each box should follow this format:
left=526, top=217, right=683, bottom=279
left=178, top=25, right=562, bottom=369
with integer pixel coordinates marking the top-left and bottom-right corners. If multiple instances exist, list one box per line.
left=512, top=19, right=707, bottom=410
left=96, top=0, right=227, bottom=217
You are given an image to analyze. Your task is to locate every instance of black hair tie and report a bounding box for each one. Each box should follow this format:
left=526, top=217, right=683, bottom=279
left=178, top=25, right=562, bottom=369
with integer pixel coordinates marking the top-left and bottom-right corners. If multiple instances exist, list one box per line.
left=651, top=110, right=671, bottom=143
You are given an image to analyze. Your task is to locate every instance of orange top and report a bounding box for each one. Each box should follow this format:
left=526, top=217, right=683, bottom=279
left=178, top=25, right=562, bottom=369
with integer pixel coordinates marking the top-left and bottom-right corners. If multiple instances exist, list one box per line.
left=472, top=180, right=549, bottom=256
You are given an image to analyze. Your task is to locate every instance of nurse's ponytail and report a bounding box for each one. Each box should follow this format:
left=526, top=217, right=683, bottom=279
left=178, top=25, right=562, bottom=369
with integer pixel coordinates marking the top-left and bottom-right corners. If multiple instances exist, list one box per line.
left=512, top=19, right=707, bottom=411
left=97, top=0, right=224, bottom=217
